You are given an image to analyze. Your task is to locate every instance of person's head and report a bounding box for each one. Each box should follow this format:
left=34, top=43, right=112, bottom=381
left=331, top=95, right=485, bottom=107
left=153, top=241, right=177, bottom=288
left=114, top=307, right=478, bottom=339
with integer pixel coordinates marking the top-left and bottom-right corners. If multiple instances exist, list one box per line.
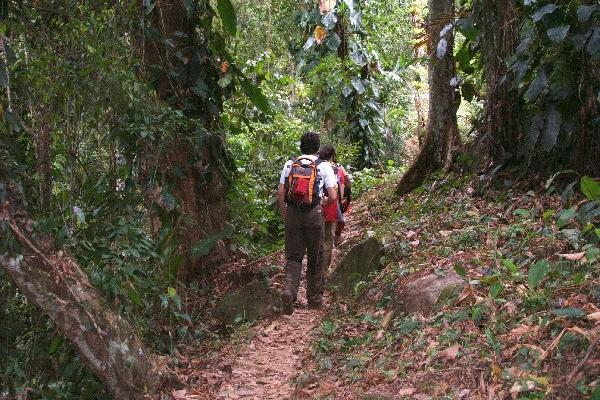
left=318, top=144, right=336, bottom=162
left=300, top=131, right=321, bottom=155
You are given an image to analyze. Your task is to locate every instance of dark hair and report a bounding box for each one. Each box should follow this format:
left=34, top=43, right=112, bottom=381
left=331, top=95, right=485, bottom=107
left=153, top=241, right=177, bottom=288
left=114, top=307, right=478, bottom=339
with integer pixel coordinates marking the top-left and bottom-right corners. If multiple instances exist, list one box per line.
left=318, top=144, right=336, bottom=161
left=300, top=131, right=320, bottom=155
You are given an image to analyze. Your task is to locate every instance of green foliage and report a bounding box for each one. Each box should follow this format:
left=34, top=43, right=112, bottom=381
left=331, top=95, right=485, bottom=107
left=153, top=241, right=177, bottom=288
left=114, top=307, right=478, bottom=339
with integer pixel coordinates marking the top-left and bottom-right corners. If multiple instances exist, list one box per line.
left=528, top=260, right=549, bottom=289
left=581, top=176, right=600, bottom=201
left=507, top=1, right=600, bottom=167
left=217, top=0, right=237, bottom=36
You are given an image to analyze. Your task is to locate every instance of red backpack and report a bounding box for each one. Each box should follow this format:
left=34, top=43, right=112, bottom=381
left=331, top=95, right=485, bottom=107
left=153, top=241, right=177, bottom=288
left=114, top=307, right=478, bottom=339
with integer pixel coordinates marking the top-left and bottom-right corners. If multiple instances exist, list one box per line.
left=284, top=157, right=322, bottom=208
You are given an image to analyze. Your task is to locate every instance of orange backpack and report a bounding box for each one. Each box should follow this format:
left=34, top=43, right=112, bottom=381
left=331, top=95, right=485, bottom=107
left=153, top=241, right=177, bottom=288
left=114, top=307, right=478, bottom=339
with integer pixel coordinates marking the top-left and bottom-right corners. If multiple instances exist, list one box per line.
left=284, top=157, right=322, bottom=208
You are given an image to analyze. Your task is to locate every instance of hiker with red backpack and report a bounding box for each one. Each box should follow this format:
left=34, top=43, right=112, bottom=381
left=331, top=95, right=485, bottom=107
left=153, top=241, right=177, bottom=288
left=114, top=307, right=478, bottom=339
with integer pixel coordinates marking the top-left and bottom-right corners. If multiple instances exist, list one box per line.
left=333, top=153, right=351, bottom=245
left=278, top=132, right=337, bottom=315
left=318, top=145, right=351, bottom=270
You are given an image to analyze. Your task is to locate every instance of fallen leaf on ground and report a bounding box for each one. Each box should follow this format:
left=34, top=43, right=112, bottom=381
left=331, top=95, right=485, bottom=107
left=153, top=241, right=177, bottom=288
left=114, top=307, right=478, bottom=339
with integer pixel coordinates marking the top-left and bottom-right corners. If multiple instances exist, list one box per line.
left=588, top=312, right=600, bottom=323
left=172, top=389, right=187, bottom=399
left=397, top=388, right=416, bottom=396
left=438, top=344, right=460, bottom=361
left=558, top=252, right=585, bottom=261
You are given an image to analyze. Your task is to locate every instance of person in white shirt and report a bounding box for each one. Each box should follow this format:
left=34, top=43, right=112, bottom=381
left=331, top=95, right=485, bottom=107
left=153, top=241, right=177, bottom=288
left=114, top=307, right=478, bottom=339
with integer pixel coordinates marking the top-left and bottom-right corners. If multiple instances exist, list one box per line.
left=277, top=132, right=337, bottom=315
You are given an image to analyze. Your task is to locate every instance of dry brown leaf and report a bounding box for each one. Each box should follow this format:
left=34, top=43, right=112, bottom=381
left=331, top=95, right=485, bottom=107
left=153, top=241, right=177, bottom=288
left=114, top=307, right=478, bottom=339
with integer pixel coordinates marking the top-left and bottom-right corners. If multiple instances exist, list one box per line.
left=558, top=252, right=586, bottom=261
left=438, top=344, right=460, bottom=361
left=406, top=230, right=418, bottom=238
left=587, top=312, right=600, bottom=322
left=172, top=389, right=187, bottom=399
left=314, top=26, right=327, bottom=44
left=397, top=387, right=416, bottom=396
left=381, top=310, right=395, bottom=328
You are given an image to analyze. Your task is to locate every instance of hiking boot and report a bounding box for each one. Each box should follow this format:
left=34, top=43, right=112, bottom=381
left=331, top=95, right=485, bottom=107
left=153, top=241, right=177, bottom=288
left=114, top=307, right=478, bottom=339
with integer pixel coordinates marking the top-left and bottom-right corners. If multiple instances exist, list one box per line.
left=282, top=293, right=294, bottom=315
left=334, top=234, right=342, bottom=246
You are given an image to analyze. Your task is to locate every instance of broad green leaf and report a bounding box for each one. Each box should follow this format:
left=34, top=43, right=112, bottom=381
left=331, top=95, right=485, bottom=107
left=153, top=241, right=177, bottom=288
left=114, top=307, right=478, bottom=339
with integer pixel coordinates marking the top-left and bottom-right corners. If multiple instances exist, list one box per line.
left=323, top=12, right=337, bottom=29
left=557, top=207, right=577, bottom=228
left=502, top=259, right=519, bottom=274
left=541, top=107, right=561, bottom=152
left=551, top=307, right=585, bottom=318
left=543, top=209, right=556, bottom=219
left=581, top=176, right=600, bottom=201
left=217, top=73, right=232, bottom=88
left=167, top=286, right=177, bottom=298
left=128, top=287, right=144, bottom=307
left=351, top=77, right=366, bottom=95
left=217, top=0, right=237, bottom=36
left=325, top=33, right=341, bottom=51
left=587, top=27, right=600, bottom=56
left=489, top=283, right=503, bottom=298
left=453, top=263, right=467, bottom=277
left=578, top=5, right=600, bottom=23
left=531, top=4, right=558, bottom=23
left=48, top=336, right=63, bottom=355
left=591, top=384, right=600, bottom=400
left=528, top=260, right=549, bottom=289
left=239, top=78, right=272, bottom=115
left=525, top=69, right=548, bottom=102
left=547, top=25, right=570, bottom=43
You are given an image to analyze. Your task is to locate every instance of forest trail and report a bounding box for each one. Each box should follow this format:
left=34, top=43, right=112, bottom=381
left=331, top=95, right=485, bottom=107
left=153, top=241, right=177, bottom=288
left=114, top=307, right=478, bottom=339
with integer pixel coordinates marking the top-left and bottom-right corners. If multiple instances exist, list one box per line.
left=178, top=208, right=365, bottom=400
left=177, top=281, right=328, bottom=400
left=215, top=293, right=323, bottom=399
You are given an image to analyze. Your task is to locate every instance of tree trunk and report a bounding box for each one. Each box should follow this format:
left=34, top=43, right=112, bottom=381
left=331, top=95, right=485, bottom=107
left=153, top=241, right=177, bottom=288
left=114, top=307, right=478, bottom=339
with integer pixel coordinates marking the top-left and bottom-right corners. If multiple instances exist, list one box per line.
left=0, top=190, right=167, bottom=399
left=572, top=0, right=600, bottom=177
left=142, top=0, right=231, bottom=280
left=396, top=0, right=459, bottom=195
left=477, top=0, right=521, bottom=165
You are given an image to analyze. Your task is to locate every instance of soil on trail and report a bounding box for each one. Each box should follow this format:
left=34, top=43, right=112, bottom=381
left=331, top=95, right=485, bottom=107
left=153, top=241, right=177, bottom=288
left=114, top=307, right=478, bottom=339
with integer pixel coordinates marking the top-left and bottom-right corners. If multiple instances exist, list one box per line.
left=216, top=300, right=323, bottom=399
left=177, top=282, right=327, bottom=400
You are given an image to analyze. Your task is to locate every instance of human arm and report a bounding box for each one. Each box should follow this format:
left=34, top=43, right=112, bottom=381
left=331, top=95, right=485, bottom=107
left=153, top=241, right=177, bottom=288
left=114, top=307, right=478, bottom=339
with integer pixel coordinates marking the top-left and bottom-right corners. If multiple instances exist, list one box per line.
left=322, top=186, right=337, bottom=206
left=277, top=183, right=286, bottom=220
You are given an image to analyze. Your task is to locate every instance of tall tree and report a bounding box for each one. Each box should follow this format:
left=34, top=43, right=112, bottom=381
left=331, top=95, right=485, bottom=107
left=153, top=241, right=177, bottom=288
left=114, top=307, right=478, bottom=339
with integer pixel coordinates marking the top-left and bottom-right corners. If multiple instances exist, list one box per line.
left=476, top=0, right=521, bottom=165
left=396, top=0, right=459, bottom=195
left=142, top=0, right=232, bottom=280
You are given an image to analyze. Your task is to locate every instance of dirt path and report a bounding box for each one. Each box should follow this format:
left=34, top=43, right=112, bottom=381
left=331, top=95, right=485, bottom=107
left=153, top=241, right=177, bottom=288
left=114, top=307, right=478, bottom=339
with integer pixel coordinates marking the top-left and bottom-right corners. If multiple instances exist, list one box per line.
left=177, top=282, right=325, bottom=400
left=216, top=300, right=322, bottom=399
left=177, top=211, right=364, bottom=400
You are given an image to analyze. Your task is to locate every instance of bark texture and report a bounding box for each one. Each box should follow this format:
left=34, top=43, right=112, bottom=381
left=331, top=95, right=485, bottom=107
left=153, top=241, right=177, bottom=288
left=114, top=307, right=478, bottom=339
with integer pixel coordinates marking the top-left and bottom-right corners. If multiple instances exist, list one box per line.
left=477, top=0, right=521, bottom=164
left=0, top=191, right=166, bottom=399
left=142, top=0, right=230, bottom=280
left=396, top=0, right=459, bottom=195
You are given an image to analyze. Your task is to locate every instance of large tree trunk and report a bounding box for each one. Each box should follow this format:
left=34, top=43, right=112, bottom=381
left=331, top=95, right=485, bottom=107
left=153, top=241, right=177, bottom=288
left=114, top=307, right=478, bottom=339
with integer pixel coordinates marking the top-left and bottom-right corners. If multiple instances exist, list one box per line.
left=477, top=0, right=521, bottom=165
left=0, top=190, right=167, bottom=399
left=572, top=0, right=600, bottom=177
left=396, top=0, right=459, bottom=195
left=142, top=0, right=231, bottom=281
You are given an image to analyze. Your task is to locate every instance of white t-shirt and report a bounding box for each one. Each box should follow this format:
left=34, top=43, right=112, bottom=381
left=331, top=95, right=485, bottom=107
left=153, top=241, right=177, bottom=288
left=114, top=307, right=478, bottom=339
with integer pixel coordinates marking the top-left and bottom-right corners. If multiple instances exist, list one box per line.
left=279, top=155, right=336, bottom=197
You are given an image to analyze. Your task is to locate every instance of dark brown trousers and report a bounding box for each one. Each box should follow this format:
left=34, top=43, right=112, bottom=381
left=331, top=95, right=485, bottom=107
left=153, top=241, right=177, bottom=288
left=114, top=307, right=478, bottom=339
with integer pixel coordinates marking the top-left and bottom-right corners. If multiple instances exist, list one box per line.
left=284, top=205, right=324, bottom=305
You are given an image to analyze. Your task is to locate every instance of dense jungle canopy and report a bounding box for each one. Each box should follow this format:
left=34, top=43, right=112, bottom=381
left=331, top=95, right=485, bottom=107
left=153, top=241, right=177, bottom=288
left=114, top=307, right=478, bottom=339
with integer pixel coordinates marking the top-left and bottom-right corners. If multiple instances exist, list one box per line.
left=1, top=0, right=599, bottom=399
